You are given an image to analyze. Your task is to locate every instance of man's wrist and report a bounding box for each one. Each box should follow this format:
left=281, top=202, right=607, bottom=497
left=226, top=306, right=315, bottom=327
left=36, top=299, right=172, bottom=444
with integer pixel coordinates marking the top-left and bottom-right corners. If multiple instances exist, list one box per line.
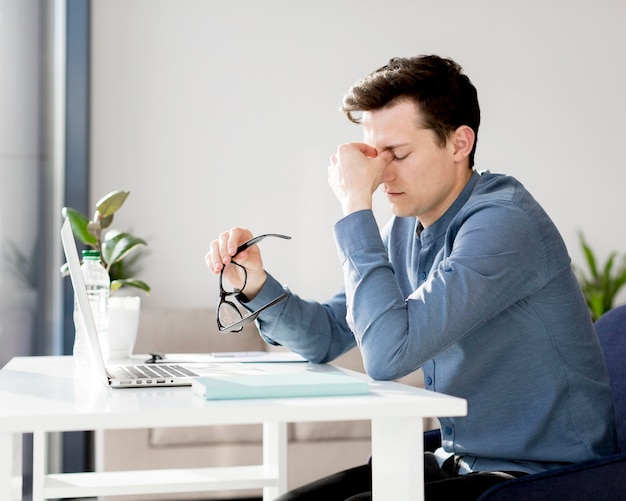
left=342, top=195, right=373, bottom=216
left=241, top=270, right=267, bottom=300
left=241, top=273, right=287, bottom=312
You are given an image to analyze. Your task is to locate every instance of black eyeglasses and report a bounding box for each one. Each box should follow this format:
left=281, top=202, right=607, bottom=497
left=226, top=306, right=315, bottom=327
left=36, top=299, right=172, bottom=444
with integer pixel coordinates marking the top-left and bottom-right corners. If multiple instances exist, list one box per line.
left=217, top=233, right=291, bottom=332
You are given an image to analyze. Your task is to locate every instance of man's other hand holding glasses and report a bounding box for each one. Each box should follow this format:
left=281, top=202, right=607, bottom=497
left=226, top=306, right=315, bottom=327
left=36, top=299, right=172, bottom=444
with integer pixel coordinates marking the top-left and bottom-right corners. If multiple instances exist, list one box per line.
left=206, top=229, right=291, bottom=332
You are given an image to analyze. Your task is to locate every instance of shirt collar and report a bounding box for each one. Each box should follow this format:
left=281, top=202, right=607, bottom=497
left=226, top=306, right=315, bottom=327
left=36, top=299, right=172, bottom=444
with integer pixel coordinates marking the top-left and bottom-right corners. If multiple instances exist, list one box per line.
left=418, top=170, right=480, bottom=242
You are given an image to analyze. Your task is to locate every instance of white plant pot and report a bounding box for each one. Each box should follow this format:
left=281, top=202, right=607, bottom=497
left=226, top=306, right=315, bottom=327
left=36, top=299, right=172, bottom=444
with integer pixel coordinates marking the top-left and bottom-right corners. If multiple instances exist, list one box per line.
left=107, top=295, right=141, bottom=360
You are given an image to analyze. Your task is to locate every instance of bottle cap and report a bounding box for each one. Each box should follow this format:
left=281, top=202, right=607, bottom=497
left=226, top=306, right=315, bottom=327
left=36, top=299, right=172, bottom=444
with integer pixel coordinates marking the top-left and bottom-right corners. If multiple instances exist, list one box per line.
left=82, top=250, right=101, bottom=259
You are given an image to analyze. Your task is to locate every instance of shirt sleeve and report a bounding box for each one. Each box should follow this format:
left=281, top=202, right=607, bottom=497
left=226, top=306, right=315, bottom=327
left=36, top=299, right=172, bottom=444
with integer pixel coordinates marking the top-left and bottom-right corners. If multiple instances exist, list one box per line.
left=334, top=205, right=547, bottom=380
left=241, top=273, right=357, bottom=363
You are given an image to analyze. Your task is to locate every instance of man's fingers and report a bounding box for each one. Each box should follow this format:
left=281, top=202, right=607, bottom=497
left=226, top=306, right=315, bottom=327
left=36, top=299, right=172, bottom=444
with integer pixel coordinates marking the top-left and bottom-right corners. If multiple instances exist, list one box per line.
left=205, top=239, right=224, bottom=274
left=206, top=228, right=254, bottom=273
left=355, top=142, right=379, bottom=158
left=376, top=149, right=394, bottom=164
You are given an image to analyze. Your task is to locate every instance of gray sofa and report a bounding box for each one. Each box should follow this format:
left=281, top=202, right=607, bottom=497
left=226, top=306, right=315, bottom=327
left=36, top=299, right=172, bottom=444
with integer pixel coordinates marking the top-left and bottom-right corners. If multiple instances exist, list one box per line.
left=97, top=307, right=436, bottom=500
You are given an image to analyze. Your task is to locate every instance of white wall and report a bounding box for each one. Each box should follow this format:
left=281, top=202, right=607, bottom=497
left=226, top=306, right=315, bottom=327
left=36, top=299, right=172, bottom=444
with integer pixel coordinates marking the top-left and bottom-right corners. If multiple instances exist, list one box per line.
left=90, top=0, right=626, bottom=309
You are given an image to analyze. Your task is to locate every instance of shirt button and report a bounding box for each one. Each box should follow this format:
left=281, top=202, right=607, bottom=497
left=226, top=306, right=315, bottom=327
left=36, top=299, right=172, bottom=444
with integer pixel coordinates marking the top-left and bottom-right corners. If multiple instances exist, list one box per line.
left=425, top=377, right=433, bottom=386
left=444, top=427, right=453, bottom=436
left=420, top=272, right=427, bottom=280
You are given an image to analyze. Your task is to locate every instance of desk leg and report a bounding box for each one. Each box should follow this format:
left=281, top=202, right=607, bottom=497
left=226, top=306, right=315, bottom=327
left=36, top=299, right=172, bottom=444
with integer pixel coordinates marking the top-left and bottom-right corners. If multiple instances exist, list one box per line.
left=262, top=422, right=288, bottom=501
left=0, top=432, right=22, bottom=500
left=32, top=431, right=47, bottom=501
left=371, top=417, right=423, bottom=501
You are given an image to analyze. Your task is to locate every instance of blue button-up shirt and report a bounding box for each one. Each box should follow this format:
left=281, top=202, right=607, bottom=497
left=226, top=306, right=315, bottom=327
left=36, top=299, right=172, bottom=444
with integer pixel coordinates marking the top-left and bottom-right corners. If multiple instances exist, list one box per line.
left=246, top=170, right=617, bottom=474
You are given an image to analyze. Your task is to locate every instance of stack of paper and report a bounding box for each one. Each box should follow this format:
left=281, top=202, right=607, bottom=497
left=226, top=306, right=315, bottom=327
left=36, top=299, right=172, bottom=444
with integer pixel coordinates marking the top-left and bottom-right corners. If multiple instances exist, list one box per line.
left=191, top=370, right=369, bottom=400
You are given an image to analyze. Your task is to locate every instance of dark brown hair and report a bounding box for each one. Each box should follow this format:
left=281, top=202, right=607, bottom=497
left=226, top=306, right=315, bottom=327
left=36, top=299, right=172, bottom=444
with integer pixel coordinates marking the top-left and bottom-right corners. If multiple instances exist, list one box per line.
left=341, top=55, right=480, bottom=167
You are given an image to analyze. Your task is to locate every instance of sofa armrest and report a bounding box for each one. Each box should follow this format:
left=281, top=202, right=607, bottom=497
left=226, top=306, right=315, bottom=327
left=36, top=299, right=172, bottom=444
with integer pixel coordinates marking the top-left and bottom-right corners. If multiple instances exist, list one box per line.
left=133, top=307, right=266, bottom=354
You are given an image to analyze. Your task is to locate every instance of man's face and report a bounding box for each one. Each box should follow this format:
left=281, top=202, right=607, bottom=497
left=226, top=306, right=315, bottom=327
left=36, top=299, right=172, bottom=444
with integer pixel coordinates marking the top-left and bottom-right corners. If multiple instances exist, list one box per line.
left=362, top=100, right=469, bottom=226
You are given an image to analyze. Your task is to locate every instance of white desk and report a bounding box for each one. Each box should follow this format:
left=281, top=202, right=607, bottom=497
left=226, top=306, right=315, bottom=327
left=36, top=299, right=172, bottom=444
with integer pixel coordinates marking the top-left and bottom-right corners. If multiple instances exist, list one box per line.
left=0, top=356, right=466, bottom=501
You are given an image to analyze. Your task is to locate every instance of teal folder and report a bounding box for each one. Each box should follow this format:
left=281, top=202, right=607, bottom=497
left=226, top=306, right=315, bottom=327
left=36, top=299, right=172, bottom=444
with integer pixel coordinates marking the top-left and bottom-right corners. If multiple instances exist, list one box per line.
left=191, top=370, right=369, bottom=400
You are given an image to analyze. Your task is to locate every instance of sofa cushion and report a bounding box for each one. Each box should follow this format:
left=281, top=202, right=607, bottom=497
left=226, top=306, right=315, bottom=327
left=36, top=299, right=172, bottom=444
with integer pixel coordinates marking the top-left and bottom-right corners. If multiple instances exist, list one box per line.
left=150, top=424, right=265, bottom=446
left=292, top=420, right=371, bottom=441
left=134, top=307, right=266, bottom=354
left=149, top=421, right=372, bottom=448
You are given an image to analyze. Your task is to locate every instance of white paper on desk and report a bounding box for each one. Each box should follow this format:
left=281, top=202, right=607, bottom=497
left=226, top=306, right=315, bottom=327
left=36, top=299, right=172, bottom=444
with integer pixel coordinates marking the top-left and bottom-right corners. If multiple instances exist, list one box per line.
left=148, top=351, right=308, bottom=364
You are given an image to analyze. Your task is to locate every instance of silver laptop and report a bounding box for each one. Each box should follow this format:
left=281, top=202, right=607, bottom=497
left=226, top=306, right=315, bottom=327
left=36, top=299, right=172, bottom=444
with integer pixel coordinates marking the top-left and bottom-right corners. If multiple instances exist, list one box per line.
left=61, top=217, right=205, bottom=388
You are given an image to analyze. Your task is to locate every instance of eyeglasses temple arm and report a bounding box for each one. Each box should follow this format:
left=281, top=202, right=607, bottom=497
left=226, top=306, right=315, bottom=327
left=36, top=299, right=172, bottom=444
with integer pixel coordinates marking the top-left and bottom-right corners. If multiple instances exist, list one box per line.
left=235, top=233, right=291, bottom=256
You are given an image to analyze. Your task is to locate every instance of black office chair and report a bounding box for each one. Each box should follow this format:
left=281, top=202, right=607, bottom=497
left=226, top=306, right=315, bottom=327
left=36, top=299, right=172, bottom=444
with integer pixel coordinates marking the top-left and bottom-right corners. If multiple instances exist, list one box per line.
left=424, top=304, right=626, bottom=500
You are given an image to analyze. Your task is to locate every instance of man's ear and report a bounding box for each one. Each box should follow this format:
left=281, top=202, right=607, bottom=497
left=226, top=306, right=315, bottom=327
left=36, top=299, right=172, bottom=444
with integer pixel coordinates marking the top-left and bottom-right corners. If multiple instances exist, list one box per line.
left=452, top=125, right=475, bottom=161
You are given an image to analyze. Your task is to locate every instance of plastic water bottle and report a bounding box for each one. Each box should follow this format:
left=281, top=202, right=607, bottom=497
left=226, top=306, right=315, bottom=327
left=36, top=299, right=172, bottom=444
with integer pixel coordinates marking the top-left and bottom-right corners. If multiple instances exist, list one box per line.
left=73, top=250, right=110, bottom=365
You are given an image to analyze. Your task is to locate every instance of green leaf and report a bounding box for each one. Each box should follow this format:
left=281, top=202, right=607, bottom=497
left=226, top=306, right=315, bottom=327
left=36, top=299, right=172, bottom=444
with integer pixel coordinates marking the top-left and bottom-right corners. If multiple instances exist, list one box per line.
left=588, top=291, right=605, bottom=321
left=61, top=207, right=98, bottom=246
left=579, top=232, right=599, bottom=280
left=575, top=231, right=626, bottom=321
left=608, top=258, right=626, bottom=301
left=96, top=190, right=130, bottom=218
left=101, top=232, right=147, bottom=267
left=99, top=214, right=114, bottom=230
left=1, top=240, right=37, bottom=287
left=87, top=221, right=103, bottom=245
left=110, top=278, right=151, bottom=294
left=602, top=253, right=617, bottom=311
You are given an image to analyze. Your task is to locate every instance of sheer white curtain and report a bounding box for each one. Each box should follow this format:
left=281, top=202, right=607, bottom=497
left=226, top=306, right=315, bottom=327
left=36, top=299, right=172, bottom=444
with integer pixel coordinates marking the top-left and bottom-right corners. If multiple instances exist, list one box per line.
left=0, top=0, right=65, bottom=367
left=0, top=0, right=68, bottom=487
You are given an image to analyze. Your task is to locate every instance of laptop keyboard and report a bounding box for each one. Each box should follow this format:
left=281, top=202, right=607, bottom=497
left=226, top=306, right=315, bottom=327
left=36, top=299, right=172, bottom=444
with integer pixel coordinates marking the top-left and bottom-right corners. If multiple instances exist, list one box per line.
left=108, top=364, right=199, bottom=384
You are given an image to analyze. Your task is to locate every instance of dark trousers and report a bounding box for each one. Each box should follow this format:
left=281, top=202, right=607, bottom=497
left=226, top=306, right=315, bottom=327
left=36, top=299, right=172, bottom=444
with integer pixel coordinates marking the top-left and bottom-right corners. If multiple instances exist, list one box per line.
left=274, top=453, right=528, bottom=501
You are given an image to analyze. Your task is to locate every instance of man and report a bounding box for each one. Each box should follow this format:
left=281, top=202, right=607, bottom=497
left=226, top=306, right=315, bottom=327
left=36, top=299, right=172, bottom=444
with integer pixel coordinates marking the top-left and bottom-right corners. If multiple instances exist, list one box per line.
left=206, top=55, right=617, bottom=500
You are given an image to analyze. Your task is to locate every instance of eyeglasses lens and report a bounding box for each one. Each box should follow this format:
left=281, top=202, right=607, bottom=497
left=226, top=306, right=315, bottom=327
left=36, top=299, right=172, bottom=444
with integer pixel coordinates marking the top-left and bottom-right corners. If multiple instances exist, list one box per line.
left=221, top=261, right=246, bottom=294
left=218, top=301, right=243, bottom=327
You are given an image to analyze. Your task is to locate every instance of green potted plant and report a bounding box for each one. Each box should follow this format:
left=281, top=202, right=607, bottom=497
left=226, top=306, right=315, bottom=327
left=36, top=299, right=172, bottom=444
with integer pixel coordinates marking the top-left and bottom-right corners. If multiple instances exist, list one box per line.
left=0, top=239, right=38, bottom=367
left=62, top=190, right=150, bottom=359
left=573, top=232, right=626, bottom=322
left=61, top=190, right=150, bottom=295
